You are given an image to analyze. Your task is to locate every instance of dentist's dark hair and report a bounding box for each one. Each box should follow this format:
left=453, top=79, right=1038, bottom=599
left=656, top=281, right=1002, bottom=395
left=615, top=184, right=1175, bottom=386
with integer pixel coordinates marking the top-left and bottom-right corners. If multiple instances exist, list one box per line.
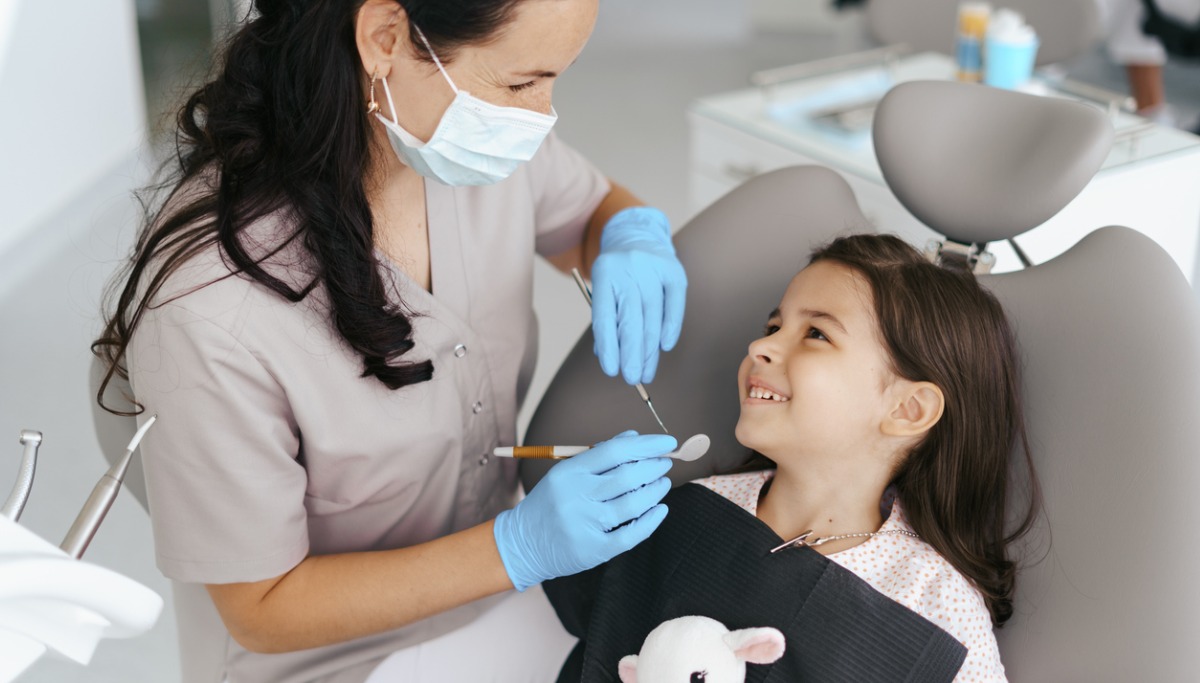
left=93, top=0, right=527, bottom=414
left=810, top=234, right=1041, bottom=627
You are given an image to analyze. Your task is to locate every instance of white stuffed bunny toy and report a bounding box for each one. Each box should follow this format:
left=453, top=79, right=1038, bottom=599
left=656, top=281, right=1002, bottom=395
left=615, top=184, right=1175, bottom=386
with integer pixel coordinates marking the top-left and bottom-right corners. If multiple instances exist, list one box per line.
left=617, top=615, right=786, bottom=683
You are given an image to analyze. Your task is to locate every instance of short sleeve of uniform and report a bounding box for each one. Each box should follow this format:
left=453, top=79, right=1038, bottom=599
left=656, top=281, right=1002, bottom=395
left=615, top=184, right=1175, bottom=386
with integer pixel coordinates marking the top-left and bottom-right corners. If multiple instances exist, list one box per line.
left=524, top=132, right=611, bottom=257
left=129, top=293, right=309, bottom=585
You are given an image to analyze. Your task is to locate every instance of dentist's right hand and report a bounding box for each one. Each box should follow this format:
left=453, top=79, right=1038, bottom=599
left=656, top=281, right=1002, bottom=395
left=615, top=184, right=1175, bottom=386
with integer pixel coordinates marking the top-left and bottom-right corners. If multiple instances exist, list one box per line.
left=493, top=431, right=675, bottom=592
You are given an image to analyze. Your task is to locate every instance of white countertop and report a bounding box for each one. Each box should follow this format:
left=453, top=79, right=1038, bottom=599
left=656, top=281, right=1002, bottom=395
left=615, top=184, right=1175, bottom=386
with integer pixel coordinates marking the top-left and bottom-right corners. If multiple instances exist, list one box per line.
left=691, top=52, right=1200, bottom=186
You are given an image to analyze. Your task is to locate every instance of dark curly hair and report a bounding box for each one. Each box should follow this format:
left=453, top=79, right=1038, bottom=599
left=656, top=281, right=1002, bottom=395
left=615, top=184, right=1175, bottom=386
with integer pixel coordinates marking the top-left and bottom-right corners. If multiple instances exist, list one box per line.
left=93, top=0, right=527, bottom=414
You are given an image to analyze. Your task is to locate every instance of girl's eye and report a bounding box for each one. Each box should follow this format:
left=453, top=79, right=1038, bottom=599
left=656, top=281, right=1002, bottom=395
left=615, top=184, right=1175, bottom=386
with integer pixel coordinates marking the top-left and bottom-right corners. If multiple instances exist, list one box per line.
left=508, top=81, right=537, bottom=92
left=764, top=323, right=780, bottom=336
left=806, top=326, right=828, bottom=341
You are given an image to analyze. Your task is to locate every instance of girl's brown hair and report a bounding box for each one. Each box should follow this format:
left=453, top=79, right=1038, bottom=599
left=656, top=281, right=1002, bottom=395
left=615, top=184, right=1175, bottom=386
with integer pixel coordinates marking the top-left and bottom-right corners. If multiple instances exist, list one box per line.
left=811, top=234, right=1041, bottom=627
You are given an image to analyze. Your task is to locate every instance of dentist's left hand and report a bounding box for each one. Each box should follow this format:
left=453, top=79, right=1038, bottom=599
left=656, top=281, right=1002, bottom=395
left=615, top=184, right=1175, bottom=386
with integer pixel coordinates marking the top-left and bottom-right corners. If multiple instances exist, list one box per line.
left=590, top=206, right=687, bottom=386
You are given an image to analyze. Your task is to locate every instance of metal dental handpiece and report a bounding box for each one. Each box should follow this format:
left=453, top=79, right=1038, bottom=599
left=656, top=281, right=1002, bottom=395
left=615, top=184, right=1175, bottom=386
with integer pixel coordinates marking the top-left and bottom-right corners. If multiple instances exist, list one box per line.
left=2, top=430, right=43, bottom=521
left=570, top=268, right=670, bottom=435
left=60, top=415, right=157, bottom=559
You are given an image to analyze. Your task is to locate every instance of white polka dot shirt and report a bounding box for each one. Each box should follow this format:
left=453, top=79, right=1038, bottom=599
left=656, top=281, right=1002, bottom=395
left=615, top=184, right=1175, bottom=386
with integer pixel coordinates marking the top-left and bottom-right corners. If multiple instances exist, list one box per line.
left=693, top=470, right=1006, bottom=682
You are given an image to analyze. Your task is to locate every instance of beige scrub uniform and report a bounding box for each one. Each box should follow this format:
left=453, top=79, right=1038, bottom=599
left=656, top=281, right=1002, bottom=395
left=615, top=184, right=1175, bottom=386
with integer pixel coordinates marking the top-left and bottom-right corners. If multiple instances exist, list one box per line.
left=127, top=132, right=610, bottom=683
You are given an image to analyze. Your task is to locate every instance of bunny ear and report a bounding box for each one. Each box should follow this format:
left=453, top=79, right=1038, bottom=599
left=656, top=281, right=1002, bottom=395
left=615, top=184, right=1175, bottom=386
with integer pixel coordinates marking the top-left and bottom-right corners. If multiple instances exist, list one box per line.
left=618, top=654, right=639, bottom=683
left=724, top=627, right=786, bottom=664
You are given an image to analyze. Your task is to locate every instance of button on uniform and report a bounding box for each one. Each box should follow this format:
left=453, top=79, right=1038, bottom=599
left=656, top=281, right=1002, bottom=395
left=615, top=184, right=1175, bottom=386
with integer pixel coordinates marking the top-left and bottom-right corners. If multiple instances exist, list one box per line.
left=473, top=401, right=484, bottom=414
left=478, top=453, right=490, bottom=466
left=454, top=344, right=467, bottom=358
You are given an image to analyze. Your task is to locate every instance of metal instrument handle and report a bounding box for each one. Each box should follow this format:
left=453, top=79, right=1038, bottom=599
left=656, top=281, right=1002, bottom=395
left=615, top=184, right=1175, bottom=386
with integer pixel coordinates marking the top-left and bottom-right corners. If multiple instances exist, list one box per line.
left=2, top=430, right=43, bottom=521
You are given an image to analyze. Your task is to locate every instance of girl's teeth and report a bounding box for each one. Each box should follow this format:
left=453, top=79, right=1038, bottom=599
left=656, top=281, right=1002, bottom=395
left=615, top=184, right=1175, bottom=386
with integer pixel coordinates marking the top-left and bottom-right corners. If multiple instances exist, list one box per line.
left=748, top=386, right=789, bottom=402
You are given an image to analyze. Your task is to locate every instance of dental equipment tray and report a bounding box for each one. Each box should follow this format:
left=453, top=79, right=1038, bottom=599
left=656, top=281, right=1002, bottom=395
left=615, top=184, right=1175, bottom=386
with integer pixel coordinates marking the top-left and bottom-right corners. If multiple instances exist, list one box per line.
left=807, top=97, right=881, bottom=134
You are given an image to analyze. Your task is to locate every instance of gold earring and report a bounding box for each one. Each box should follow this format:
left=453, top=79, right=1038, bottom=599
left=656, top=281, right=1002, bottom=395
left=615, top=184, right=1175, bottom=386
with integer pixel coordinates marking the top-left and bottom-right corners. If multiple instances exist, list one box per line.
left=366, top=69, right=380, bottom=115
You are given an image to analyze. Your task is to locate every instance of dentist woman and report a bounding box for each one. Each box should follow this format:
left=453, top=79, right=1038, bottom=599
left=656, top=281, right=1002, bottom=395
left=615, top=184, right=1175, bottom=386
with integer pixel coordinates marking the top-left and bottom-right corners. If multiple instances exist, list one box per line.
left=93, top=1, right=686, bottom=681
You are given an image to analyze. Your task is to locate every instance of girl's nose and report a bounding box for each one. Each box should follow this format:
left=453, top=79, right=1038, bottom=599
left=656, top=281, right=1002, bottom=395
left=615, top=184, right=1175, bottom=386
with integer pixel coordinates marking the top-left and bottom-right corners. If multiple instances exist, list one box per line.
left=747, top=336, right=776, bottom=364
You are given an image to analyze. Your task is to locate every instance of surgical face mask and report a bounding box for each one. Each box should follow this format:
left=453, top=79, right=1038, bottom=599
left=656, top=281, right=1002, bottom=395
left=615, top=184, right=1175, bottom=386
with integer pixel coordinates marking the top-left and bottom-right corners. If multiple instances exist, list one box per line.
left=374, top=27, right=558, bottom=186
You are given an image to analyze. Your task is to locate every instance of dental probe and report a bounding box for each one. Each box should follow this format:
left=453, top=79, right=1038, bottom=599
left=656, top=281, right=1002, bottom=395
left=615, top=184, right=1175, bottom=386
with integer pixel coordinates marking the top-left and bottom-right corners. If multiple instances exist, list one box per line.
left=60, top=414, right=157, bottom=560
left=570, top=268, right=670, bottom=435
left=495, top=435, right=711, bottom=462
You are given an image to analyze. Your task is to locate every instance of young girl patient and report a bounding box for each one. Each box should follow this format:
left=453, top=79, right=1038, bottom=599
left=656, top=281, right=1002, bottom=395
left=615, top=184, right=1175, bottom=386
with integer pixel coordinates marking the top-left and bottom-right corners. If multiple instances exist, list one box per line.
left=546, top=233, right=1040, bottom=683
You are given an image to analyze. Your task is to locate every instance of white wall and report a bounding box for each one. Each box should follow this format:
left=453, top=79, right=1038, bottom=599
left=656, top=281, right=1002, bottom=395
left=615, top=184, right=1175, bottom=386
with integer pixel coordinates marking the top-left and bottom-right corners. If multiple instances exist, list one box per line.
left=0, top=1, right=17, bottom=78
left=588, top=0, right=751, bottom=49
left=0, top=0, right=147, bottom=261
left=750, top=0, right=856, bottom=32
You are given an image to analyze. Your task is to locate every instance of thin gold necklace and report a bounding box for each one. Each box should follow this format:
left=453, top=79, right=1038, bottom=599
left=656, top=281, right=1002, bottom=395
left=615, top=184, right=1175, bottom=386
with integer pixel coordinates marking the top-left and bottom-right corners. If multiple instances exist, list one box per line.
left=770, top=528, right=919, bottom=554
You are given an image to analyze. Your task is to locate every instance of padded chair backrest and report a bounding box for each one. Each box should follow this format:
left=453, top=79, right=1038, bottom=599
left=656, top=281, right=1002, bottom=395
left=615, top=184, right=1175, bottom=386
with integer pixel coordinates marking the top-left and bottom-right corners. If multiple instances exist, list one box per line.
left=521, top=166, right=872, bottom=488
left=983, top=226, right=1200, bottom=679
left=865, top=0, right=1102, bottom=66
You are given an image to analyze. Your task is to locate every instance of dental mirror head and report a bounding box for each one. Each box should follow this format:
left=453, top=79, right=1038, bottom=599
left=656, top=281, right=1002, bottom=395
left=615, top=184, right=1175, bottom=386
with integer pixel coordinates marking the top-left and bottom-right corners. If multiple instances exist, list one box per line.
left=670, top=434, right=711, bottom=462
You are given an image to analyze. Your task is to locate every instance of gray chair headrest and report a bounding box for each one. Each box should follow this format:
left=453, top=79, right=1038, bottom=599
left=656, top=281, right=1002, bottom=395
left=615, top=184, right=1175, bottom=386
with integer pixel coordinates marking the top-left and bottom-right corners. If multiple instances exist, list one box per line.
left=873, top=80, right=1113, bottom=246
left=521, top=166, right=871, bottom=491
left=866, top=0, right=1102, bottom=66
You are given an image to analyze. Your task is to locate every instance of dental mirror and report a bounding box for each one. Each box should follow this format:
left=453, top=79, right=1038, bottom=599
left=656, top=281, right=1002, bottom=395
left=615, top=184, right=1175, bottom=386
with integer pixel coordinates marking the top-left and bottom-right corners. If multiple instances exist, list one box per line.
left=670, top=434, right=711, bottom=462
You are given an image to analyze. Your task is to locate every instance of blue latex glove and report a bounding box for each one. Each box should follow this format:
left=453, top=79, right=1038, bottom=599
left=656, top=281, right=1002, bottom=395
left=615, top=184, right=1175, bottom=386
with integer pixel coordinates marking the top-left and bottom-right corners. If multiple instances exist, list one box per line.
left=590, top=206, right=688, bottom=385
left=493, top=430, right=675, bottom=592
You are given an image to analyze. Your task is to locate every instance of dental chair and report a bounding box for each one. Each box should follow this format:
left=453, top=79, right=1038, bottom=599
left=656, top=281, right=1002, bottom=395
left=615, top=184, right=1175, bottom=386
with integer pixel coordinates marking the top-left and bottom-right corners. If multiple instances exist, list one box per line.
left=522, top=80, right=1200, bottom=680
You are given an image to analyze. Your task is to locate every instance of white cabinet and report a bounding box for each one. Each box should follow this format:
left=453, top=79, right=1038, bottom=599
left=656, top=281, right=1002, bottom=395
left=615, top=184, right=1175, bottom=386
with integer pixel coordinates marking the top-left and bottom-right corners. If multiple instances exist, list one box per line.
left=688, top=52, right=1200, bottom=281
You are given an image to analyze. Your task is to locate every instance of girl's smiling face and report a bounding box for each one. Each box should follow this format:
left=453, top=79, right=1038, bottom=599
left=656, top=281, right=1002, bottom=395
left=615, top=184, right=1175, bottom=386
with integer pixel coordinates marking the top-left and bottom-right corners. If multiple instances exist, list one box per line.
left=735, top=261, right=902, bottom=465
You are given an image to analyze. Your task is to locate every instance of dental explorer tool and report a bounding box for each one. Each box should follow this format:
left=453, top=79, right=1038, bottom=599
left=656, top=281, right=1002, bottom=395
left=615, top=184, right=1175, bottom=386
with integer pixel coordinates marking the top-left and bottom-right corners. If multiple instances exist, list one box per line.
left=2, top=430, right=43, bottom=521
left=60, top=415, right=157, bottom=560
left=494, top=434, right=710, bottom=462
left=570, top=268, right=670, bottom=435
left=494, top=445, right=590, bottom=459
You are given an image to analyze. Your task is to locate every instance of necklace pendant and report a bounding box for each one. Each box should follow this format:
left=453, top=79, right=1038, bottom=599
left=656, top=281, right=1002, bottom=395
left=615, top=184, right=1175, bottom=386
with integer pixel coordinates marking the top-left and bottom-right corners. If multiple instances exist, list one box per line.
left=770, top=529, right=815, bottom=554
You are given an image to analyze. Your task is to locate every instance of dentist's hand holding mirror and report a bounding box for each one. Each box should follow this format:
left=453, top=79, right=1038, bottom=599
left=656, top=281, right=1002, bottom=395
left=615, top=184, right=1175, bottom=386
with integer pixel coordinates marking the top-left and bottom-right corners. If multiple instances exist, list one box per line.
left=495, top=430, right=676, bottom=592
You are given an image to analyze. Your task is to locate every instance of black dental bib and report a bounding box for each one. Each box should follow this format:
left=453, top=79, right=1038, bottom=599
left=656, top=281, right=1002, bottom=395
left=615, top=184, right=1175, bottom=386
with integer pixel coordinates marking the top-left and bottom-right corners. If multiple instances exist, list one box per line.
left=544, top=483, right=967, bottom=683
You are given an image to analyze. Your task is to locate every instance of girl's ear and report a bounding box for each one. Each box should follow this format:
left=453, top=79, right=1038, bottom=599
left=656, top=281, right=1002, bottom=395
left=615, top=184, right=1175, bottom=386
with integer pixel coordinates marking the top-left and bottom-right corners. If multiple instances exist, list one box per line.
left=882, top=381, right=944, bottom=438
left=355, top=0, right=408, bottom=78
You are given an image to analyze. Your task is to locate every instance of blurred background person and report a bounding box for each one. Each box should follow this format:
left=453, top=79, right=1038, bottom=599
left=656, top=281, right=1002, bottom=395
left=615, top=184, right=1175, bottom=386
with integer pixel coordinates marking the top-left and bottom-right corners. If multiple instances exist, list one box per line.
left=1097, top=0, right=1200, bottom=130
